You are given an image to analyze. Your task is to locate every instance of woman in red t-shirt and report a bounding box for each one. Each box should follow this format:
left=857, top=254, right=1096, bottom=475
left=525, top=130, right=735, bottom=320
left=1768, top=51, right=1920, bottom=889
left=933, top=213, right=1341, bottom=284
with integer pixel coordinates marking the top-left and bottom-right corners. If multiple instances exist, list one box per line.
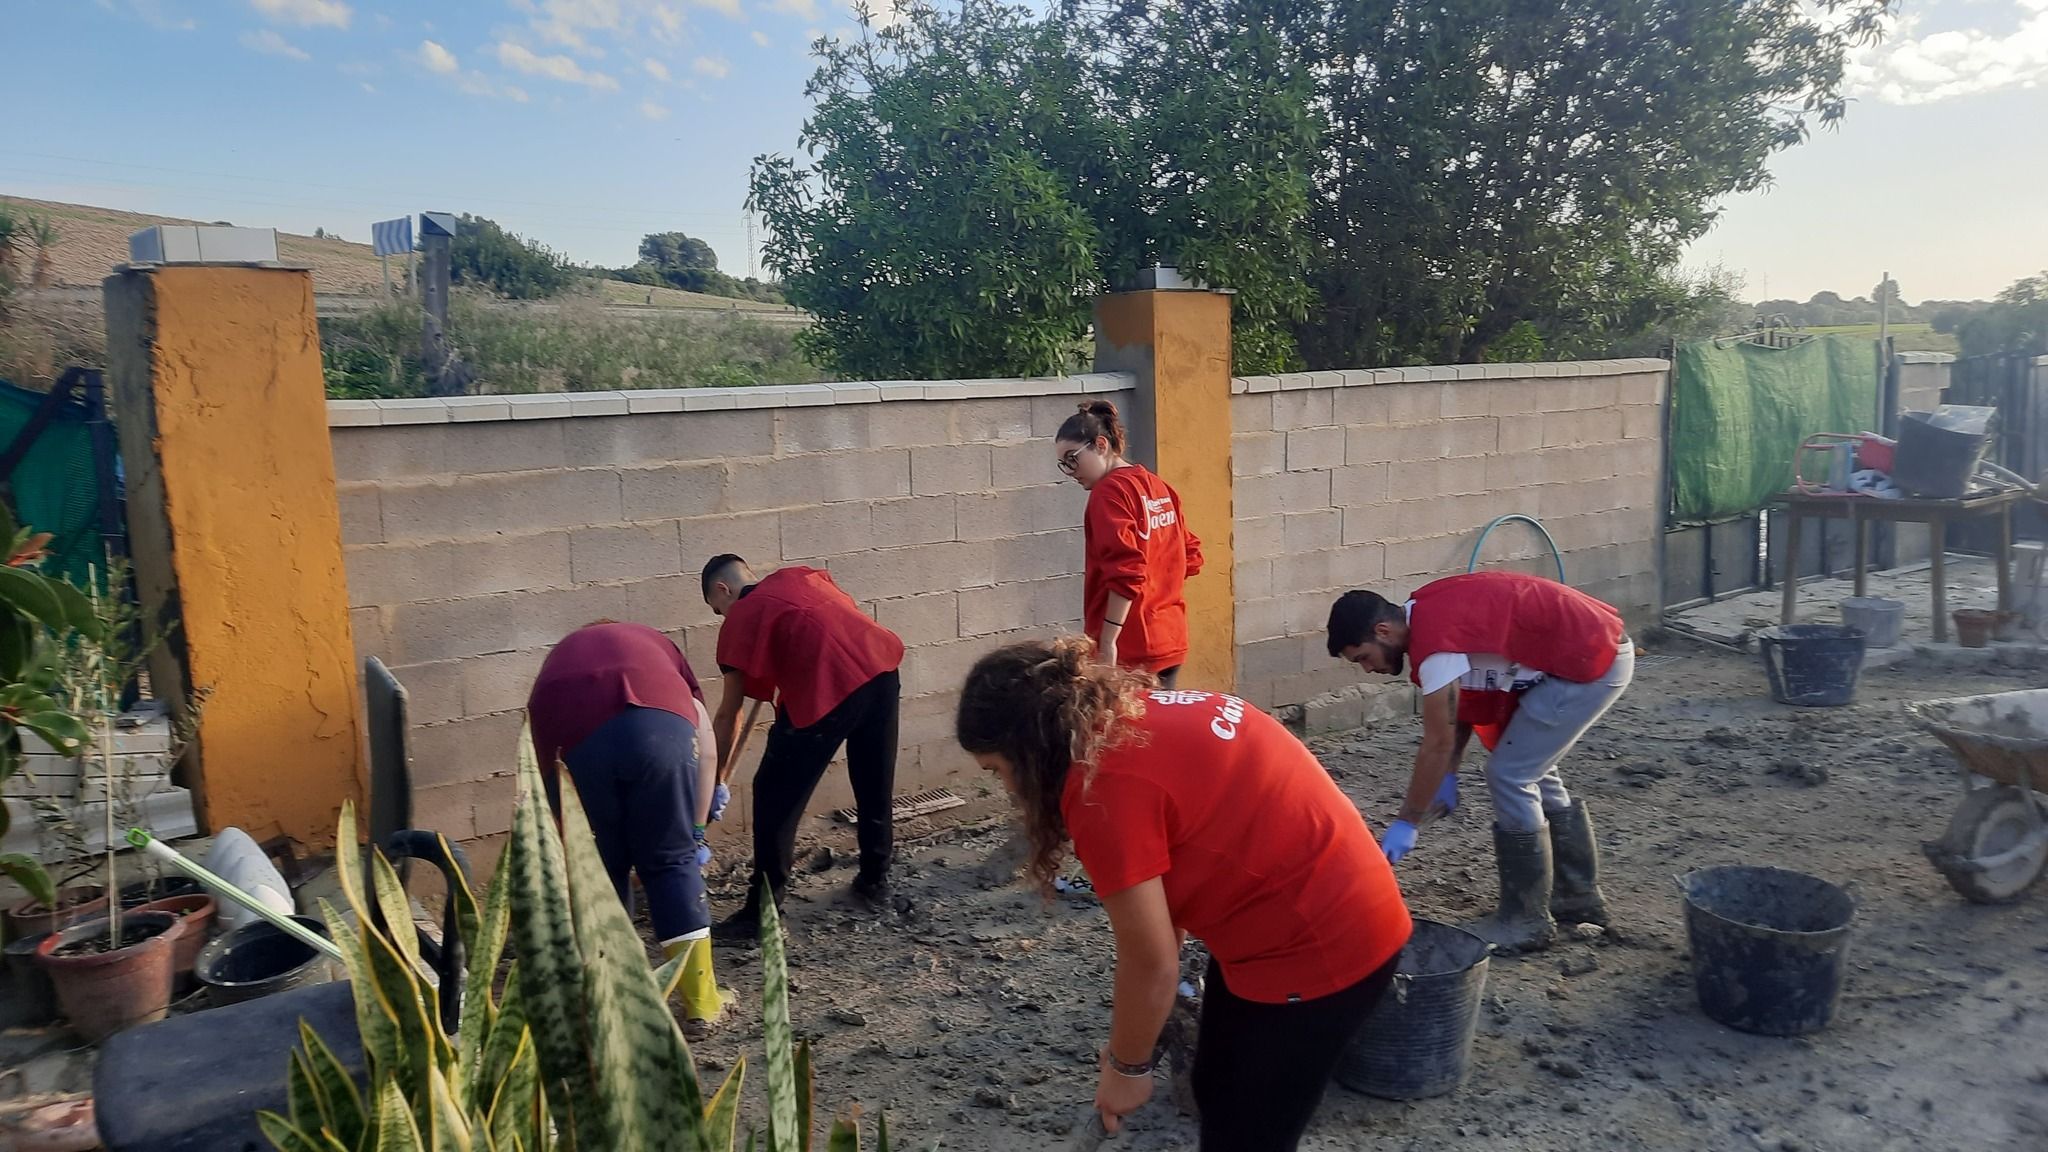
left=1055, top=401, right=1204, bottom=687
left=956, top=638, right=1412, bottom=1150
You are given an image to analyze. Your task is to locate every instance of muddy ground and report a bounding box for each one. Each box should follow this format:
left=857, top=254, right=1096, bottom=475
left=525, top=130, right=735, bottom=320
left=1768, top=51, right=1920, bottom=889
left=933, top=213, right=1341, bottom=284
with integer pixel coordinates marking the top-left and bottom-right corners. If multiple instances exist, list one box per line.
left=677, top=641, right=2048, bottom=1151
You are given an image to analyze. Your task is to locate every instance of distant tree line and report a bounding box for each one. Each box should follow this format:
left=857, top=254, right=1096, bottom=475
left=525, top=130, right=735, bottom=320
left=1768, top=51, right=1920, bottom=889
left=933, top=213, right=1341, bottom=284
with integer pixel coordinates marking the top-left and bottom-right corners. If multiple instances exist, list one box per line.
left=444, top=214, right=784, bottom=305
left=1749, top=271, right=2047, bottom=356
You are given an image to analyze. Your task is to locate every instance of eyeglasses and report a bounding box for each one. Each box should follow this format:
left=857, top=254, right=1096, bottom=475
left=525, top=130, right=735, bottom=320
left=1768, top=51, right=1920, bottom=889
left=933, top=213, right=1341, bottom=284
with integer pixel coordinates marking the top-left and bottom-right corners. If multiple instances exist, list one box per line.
left=1057, top=447, right=1088, bottom=476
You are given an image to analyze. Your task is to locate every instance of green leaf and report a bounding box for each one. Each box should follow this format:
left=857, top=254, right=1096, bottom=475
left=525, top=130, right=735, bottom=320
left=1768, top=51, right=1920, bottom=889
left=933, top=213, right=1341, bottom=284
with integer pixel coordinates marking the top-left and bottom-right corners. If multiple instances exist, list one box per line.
left=258, top=1110, right=327, bottom=1152
left=321, top=900, right=407, bottom=1091
left=301, top=1018, right=368, bottom=1151
left=760, top=896, right=800, bottom=1152
left=0, top=566, right=71, bottom=633
left=874, top=1112, right=889, bottom=1152
left=796, top=1041, right=815, bottom=1152
left=825, top=1110, right=860, bottom=1152
left=373, top=849, right=425, bottom=978
left=287, top=1050, right=326, bottom=1136
left=18, top=709, right=90, bottom=753
left=45, top=576, right=100, bottom=641
left=704, top=1060, right=747, bottom=1152
left=372, top=1078, right=426, bottom=1152
left=426, top=1062, right=474, bottom=1152
left=486, top=1025, right=543, bottom=1152
left=0, top=853, right=55, bottom=910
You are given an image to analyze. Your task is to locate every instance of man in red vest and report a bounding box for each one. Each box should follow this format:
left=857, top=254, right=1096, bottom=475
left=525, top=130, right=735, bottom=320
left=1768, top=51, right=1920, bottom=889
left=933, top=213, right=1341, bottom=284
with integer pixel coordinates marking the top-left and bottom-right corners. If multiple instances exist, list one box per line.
left=701, top=554, right=906, bottom=940
left=1325, top=570, right=1634, bottom=951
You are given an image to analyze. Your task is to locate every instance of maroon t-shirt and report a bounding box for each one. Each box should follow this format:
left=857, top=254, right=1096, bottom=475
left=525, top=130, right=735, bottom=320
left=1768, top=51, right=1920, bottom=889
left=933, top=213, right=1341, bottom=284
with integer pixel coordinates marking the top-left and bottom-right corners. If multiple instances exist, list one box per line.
left=527, top=622, right=705, bottom=775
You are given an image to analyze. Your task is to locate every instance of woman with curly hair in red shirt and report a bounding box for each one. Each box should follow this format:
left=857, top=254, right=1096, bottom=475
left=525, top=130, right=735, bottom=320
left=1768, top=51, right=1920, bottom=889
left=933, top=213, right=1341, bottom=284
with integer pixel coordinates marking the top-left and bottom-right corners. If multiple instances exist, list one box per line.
left=956, top=638, right=1412, bottom=1150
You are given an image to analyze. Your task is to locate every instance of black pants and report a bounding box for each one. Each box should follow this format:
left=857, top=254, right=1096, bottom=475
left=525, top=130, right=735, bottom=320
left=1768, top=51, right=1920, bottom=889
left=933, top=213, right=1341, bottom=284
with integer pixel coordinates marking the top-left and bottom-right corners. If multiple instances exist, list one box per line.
left=558, top=706, right=707, bottom=942
left=1192, top=953, right=1399, bottom=1151
left=748, top=670, right=899, bottom=905
left=1155, top=666, right=1182, bottom=690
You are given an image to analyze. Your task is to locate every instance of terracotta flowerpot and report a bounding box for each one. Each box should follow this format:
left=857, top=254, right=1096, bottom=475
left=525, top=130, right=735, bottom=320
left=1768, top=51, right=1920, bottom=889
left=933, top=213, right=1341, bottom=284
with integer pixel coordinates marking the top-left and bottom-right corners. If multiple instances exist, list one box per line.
left=1954, top=608, right=1997, bottom=649
left=136, top=893, right=218, bottom=992
left=5, top=886, right=111, bottom=940
left=35, top=911, right=176, bottom=1042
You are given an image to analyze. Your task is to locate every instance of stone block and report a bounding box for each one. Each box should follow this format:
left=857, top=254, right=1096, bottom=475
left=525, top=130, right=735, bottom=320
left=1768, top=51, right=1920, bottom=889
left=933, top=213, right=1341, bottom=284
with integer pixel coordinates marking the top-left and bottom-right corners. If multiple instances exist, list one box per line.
left=352, top=605, right=390, bottom=663
left=1240, top=635, right=1308, bottom=682
left=776, top=406, right=873, bottom=455
left=1441, top=382, right=1495, bottom=419
left=329, top=421, right=569, bottom=483
left=1332, top=542, right=1386, bottom=583
left=462, top=648, right=549, bottom=718
left=1543, top=408, right=1623, bottom=448
left=992, top=529, right=1083, bottom=582
left=957, top=581, right=1039, bottom=638
left=1235, top=557, right=1271, bottom=601
left=953, top=490, right=1037, bottom=542
left=1273, top=549, right=1340, bottom=593
left=875, top=591, right=961, bottom=646
left=1235, top=514, right=1284, bottom=558
left=829, top=541, right=996, bottom=600
left=625, top=574, right=710, bottom=633
left=1271, top=389, right=1335, bottom=431
left=954, top=398, right=1036, bottom=443
left=379, top=468, right=624, bottom=542
left=337, top=483, right=383, bottom=546
left=1444, top=417, right=1499, bottom=459
left=1235, top=595, right=1296, bottom=645
left=1622, top=404, right=1663, bottom=441
left=390, top=584, right=631, bottom=664
left=561, top=410, right=776, bottom=467
left=911, top=444, right=993, bottom=496
left=345, top=532, right=574, bottom=608
left=1286, top=427, right=1347, bottom=473
left=903, top=636, right=1005, bottom=698
left=679, top=510, right=784, bottom=571
left=873, top=495, right=958, bottom=547
left=1484, top=452, right=1544, bottom=492
left=874, top=402, right=958, bottom=448
left=622, top=462, right=726, bottom=522
left=1332, top=461, right=1392, bottom=514
left=1616, top=439, right=1659, bottom=478
left=1568, top=376, right=1622, bottom=411
left=1332, top=387, right=1391, bottom=428
left=1341, top=504, right=1389, bottom=547
left=990, top=441, right=1053, bottom=491
left=1229, top=393, right=1274, bottom=434
left=409, top=710, right=527, bottom=790
left=1234, top=431, right=1286, bottom=478
left=1498, top=413, right=1546, bottom=454
left=1236, top=469, right=1332, bottom=518
left=729, top=451, right=910, bottom=512
left=1489, top=381, right=1545, bottom=417
left=780, top=503, right=875, bottom=562
left=570, top=521, right=685, bottom=584
left=1282, top=509, right=1342, bottom=554
left=1387, top=384, right=1444, bottom=426
left=1386, top=535, right=1466, bottom=579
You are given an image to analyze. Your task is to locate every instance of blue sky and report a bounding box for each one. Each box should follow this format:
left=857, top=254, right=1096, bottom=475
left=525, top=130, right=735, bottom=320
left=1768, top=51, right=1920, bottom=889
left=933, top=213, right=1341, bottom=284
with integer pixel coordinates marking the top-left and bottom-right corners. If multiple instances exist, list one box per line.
left=4, top=0, right=2045, bottom=302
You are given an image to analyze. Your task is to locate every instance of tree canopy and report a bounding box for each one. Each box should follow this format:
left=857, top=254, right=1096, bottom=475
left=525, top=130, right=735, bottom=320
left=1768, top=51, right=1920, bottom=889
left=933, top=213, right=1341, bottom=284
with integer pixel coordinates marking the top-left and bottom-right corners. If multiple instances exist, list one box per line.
left=449, top=214, right=575, bottom=299
left=752, top=0, right=1894, bottom=377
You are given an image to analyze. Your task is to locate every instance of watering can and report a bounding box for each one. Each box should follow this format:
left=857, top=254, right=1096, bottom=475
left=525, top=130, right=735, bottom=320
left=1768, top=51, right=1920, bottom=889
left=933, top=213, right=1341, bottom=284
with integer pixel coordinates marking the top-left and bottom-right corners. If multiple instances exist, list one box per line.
left=92, top=832, right=472, bottom=1152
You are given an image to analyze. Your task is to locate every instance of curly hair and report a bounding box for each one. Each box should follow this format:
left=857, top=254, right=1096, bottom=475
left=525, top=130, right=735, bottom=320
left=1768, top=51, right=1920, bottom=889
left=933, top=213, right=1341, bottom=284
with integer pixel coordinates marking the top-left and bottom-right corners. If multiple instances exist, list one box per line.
left=955, top=637, right=1154, bottom=892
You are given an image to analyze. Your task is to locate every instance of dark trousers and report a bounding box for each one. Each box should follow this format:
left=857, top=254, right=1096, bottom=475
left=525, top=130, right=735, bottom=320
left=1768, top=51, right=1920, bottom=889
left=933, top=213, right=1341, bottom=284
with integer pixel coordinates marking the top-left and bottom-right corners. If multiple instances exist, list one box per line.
left=559, top=706, right=707, bottom=942
left=1192, top=953, right=1399, bottom=1152
left=749, top=670, right=899, bottom=905
left=1155, top=666, right=1182, bottom=689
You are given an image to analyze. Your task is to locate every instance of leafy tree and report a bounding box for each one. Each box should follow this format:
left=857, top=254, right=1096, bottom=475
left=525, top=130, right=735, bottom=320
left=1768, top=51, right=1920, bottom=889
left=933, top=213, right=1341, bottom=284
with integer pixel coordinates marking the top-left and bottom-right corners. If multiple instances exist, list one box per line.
left=449, top=213, right=576, bottom=300
left=1957, top=272, right=2048, bottom=357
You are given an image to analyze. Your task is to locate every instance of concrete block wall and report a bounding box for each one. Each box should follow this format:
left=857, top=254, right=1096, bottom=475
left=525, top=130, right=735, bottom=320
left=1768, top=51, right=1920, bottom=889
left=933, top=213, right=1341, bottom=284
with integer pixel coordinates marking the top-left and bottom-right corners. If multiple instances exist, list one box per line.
left=330, top=377, right=1132, bottom=842
left=1228, top=361, right=1669, bottom=712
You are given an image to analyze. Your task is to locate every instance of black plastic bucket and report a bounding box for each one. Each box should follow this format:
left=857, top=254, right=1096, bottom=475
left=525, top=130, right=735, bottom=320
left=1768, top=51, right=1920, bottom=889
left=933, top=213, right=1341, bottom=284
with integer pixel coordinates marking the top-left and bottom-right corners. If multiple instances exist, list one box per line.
left=194, top=916, right=336, bottom=1007
left=1334, top=920, right=1491, bottom=1100
left=1757, top=624, right=1866, bottom=707
left=1892, top=411, right=1989, bottom=498
left=1680, top=866, right=1854, bottom=1036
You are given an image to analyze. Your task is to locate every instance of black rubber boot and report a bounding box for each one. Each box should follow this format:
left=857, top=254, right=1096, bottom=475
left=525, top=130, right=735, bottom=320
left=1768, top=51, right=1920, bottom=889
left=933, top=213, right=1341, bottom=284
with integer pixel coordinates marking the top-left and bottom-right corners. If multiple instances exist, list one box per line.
left=710, top=876, right=779, bottom=945
left=1468, top=825, right=1558, bottom=953
left=1547, top=799, right=1611, bottom=927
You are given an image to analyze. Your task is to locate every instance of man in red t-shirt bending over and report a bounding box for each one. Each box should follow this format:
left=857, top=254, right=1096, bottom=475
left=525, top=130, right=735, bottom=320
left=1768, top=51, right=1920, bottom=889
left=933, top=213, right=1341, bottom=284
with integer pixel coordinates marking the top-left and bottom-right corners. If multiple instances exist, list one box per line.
left=702, top=554, right=906, bottom=940
left=1326, top=570, right=1633, bottom=952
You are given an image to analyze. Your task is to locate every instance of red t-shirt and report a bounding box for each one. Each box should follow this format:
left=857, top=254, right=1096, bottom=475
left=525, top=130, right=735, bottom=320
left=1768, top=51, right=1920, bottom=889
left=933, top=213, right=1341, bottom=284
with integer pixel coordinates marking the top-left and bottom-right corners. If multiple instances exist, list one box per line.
left=527, top=622, right=705, bottom=775
left=1082, top=465, right=1204, bottom=673
left=715, top=566, right=905, bottom=729
left=1062, top=690, right=1412, bottom=1004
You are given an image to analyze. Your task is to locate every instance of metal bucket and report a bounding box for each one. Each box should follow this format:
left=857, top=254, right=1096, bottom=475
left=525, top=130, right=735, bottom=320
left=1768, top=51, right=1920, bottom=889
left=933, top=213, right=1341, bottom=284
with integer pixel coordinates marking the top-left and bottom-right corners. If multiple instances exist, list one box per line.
left=1839, top=597, right=1905, bottom=649
left=1334, top=920, right=1491, bottom=1100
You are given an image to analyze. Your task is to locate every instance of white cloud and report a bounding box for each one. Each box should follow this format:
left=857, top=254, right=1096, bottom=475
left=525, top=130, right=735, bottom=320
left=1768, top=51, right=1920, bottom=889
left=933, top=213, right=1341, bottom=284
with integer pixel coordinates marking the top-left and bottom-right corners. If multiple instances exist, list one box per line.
left=693, top=0, right=743, bottom=18
left=751, top=29, right=770, bottom=46
left=1846, top=2, right=2048, bottom=105
left=249, top=0, right=352, bottom=29
left=496, top=41, right=622, bottom=89
left=360, top=81, right=377, bottom=93
left=456, top=71, right=531, bottom=102
left=417, top=39, right=459, bottom=74
left=98, top=0, right=197, bottom=31
left=640, top=99, right=671, bottom=119
left=692, top=55, right=730, bottom=78
left=643, top=57, right=671, bottom=81
left=240, top=28, right=311, bottom=59
left=771, top=0, right=820, bottom=19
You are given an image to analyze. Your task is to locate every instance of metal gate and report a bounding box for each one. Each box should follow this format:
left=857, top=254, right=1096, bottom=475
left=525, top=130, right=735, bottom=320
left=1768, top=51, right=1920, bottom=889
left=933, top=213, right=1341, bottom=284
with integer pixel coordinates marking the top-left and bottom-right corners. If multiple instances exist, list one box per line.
left=1946, top=351, right=2045, bottom=550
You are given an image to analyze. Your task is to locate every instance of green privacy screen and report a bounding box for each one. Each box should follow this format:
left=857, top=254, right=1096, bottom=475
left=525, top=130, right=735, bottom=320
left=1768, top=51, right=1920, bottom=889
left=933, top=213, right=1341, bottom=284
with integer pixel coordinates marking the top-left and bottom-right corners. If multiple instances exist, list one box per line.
left=1669, top=334, right=1881, bottom=524
left=0, top=378, right=107, bottom=587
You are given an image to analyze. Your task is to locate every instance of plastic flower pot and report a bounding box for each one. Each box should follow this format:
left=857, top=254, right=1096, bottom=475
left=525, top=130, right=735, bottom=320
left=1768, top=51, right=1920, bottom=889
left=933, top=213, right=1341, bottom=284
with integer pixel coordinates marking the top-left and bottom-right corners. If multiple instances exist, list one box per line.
left=135, top=893, right=218, bottom=993
left=5, top=885, right=110, bottom=940
left=35, top=911, right=177, bottom=1043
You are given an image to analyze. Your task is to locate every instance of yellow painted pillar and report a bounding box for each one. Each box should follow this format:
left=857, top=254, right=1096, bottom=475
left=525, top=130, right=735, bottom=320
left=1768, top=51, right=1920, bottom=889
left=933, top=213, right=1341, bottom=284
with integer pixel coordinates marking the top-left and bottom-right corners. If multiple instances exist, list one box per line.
left=1095, top=285, right=1236, bottom=691
left=105, top=265, right=363, bottom=848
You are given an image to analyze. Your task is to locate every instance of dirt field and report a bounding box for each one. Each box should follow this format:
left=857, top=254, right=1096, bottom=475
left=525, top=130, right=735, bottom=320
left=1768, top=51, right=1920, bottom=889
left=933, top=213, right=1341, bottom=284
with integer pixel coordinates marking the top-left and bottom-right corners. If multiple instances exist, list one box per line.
left=2, top=196, right=389, bottom=294
left=679, top=641, right=2048, bottom=1151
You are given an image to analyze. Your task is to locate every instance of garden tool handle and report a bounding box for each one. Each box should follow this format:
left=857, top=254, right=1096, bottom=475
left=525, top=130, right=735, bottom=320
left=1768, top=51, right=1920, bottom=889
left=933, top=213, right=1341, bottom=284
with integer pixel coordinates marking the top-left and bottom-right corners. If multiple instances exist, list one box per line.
left=720, top=698, right=767, bottom=785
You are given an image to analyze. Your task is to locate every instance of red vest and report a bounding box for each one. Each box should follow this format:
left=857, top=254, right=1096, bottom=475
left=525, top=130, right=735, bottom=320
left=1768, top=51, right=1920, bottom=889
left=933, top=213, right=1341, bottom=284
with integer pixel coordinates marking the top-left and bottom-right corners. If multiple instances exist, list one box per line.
left=715, top=567, right=904, bottom=729
left=1407, top=571, right=1625, bottom=686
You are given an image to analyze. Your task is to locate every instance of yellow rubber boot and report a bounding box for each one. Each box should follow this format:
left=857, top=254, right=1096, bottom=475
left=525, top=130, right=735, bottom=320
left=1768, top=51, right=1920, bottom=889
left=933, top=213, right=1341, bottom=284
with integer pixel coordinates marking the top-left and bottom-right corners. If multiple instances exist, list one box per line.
left=663, top=936, right=737, bottom=1038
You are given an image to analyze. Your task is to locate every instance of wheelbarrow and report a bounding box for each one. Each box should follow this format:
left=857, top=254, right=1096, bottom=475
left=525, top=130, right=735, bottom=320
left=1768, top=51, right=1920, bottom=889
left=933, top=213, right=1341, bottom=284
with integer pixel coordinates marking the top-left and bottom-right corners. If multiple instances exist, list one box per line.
left=1907, top=689, right=2048, bottom=903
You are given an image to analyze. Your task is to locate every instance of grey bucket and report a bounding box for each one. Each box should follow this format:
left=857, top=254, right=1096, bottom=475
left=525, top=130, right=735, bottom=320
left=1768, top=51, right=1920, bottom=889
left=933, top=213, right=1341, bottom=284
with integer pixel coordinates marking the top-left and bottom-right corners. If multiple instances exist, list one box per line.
left=1680, top=866, right=1855, bottom=1036
left=1839, top=597, right=1905, bottom=649
left=1334, top=920, right=1491, bottom=1100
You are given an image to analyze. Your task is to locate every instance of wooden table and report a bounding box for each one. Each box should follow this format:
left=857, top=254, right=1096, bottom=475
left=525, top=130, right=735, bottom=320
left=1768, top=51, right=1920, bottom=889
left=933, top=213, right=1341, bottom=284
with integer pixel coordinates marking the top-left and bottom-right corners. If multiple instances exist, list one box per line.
left=1769, top=487, right=2025, bottom=643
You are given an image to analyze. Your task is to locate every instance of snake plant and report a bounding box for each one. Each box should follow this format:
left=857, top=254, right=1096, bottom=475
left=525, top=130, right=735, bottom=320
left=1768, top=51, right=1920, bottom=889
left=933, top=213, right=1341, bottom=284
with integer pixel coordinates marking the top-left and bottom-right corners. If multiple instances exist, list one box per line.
left=262, top=727, right=913, bottom=1151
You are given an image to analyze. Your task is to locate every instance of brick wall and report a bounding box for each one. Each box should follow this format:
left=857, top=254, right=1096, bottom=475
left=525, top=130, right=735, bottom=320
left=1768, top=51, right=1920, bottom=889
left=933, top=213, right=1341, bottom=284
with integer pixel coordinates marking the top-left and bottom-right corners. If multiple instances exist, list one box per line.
left=330, top=377, right=1132, bottom=842
left=1228, top=361, right=1669, bottom=713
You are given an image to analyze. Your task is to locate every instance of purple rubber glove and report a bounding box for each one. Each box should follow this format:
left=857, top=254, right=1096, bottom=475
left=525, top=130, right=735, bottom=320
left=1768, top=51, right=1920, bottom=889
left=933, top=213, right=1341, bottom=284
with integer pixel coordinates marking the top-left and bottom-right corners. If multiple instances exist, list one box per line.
left=1380, top=819, right=1418, bottom=864
left=693, top=825, right=712, bottom=868
left=709, top=783, right=731, bottom=823
left=1429, top=773, right=1459, bottom=818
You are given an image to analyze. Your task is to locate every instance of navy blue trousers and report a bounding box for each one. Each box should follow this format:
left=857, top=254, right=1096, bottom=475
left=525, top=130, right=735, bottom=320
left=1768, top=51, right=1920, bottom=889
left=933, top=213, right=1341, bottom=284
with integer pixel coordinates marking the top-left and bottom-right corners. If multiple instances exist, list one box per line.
left=559, top=705, right=707, bottom=941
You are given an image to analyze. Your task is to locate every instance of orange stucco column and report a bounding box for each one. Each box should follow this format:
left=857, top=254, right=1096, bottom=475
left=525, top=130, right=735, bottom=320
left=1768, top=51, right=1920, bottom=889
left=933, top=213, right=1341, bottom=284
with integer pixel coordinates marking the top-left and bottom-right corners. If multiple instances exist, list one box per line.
left=1095, top=288, right=1236, bottom=691
left=105, top=265, right=363, bottom=848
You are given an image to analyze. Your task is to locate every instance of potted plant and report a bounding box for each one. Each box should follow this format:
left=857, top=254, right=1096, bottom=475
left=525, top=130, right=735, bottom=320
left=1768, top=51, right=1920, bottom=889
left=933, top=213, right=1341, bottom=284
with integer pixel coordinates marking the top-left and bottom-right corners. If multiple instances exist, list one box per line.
left=34, top=908, right=177, bottom=1041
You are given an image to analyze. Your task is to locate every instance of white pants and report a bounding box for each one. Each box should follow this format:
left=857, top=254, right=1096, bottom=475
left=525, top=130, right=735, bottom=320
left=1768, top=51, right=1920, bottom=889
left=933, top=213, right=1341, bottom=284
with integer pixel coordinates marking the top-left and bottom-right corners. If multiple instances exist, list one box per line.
left=1485, top=643, right=1634, bottom=832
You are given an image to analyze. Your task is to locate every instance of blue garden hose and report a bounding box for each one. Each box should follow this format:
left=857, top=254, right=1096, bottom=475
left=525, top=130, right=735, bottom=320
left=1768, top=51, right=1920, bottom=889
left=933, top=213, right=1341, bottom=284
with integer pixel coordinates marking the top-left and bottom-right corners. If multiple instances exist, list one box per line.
left=1468, top=514, right=1566, bottom=583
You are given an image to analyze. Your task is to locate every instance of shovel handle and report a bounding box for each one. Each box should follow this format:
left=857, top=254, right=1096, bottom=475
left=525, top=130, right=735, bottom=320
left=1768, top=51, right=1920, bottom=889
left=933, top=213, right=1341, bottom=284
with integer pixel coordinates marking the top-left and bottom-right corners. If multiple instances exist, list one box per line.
left=719, top=698, right=768, bottom=784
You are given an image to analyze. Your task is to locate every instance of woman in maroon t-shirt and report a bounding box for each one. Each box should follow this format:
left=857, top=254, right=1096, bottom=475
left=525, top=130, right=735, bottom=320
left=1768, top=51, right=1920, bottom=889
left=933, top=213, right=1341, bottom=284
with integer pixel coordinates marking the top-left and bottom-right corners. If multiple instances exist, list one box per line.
left=956, top=637, right=1412, bottom=1150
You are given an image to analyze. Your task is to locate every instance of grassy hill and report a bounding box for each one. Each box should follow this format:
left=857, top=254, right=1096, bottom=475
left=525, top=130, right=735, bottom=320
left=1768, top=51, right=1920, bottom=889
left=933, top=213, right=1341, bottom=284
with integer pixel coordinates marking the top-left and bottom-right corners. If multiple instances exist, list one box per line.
left=2, top=195, right=391, bottom=294
left=1801, top=322, right=1959, bottom=355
